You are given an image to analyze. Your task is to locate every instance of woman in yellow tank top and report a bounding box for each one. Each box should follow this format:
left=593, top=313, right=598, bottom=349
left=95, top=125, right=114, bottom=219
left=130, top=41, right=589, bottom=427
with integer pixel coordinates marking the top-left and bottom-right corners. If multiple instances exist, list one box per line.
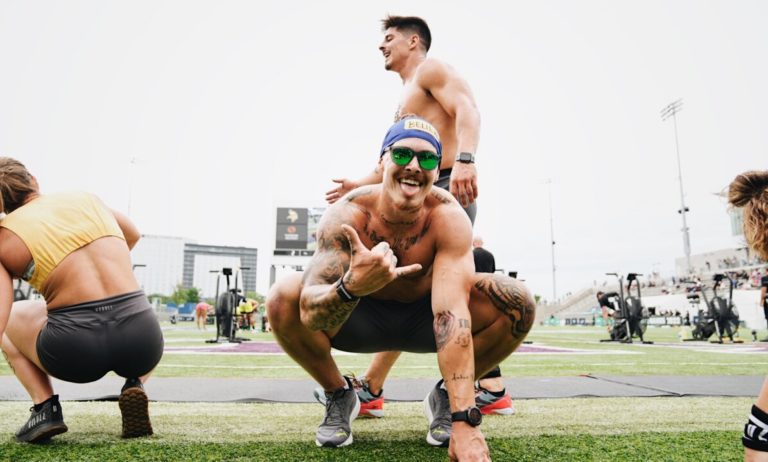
left=0, top=157, right=164, bottom=443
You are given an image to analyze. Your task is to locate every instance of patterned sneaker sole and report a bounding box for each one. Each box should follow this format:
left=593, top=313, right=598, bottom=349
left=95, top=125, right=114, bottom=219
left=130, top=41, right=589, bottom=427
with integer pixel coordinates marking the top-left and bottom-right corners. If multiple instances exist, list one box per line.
left=359, top=408, right=385, bottom=418
left=119, top=388, right=153, bottom=438
left=481, top=406, right=516, bottom=415
left=16, top=422, right=68, bottom=443
left=479, top=396, right=516, bottom=415
left=315, top=433, right=354, bottom=448
left=359, top=398, right=385, bottom=418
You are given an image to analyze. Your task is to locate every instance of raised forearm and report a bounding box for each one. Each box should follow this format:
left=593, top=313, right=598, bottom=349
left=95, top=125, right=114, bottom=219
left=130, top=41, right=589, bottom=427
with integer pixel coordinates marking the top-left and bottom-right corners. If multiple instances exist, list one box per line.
left=434, top=309, right=476, bottom=411
left=454, top=101, right=480, bottom=156
left=299, top=282, right=358, bottom=331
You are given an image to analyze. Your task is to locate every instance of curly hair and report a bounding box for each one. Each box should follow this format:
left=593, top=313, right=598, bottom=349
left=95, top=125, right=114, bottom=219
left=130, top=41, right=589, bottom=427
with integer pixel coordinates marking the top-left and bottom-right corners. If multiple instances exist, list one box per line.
left=0, top=157, right=35, bottom=214
left=728, top=170, right=768, bottom=260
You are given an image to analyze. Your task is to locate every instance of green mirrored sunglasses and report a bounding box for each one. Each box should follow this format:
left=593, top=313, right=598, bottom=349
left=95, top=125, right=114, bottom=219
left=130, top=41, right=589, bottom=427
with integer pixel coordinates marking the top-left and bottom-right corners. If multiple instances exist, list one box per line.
left=388, top=146, right=441, bottom=170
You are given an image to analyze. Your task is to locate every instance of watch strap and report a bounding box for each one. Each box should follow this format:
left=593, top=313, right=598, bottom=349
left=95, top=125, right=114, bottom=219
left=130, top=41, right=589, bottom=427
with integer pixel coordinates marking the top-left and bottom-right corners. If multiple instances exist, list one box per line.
left=451, top=407, right=482, bottom=426
left=335, top=277, right=359, bottom=303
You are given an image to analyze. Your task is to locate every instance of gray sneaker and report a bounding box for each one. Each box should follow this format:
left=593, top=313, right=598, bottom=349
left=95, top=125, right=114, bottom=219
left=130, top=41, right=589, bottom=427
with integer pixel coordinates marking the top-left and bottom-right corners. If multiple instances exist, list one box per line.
left=315, top=377, right=360, bottom=448
left=423, top=380, right=451, bottom=447
left=313, top=375, right=385, bottom=418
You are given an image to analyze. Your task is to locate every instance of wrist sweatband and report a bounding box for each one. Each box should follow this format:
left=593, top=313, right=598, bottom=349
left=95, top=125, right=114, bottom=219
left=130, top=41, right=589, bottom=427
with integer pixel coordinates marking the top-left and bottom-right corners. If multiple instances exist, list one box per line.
left=744, top=405, right=768, bottom=451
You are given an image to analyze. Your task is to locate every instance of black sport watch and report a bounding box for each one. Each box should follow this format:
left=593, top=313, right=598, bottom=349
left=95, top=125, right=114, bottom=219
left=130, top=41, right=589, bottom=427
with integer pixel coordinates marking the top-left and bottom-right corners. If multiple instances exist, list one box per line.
left=455, top=152, right=475, bottom=164
left=451, top=406, right=483, bottom=426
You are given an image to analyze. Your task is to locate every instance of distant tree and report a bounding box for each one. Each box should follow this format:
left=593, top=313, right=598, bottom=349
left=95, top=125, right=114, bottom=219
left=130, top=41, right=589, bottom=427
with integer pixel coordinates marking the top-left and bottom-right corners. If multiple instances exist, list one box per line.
left=185, top=287, right=201, bottom=304
left=169, top=284, right=201, bottom=305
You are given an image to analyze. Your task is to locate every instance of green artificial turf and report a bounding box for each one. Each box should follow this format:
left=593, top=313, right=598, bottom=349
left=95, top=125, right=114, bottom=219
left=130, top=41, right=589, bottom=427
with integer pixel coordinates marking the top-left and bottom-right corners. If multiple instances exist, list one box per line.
left=0, top=324, right=761, bottom=460
left=0, top=399, right=747, bottom=461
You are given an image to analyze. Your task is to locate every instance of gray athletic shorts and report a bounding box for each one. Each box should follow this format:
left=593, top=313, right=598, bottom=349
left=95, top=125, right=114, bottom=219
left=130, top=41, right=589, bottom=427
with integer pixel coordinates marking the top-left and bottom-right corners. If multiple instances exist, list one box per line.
left=37, top=291, right=164, bottom=383
left=330, top=295, right=436, bottom=353
left=435, top=168, right=476, bottom=225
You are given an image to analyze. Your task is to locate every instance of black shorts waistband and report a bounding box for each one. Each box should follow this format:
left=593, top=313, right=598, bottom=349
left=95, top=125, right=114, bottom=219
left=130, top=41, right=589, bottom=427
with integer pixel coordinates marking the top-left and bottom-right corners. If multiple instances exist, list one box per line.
left=48, top=291, right=147, bottom=315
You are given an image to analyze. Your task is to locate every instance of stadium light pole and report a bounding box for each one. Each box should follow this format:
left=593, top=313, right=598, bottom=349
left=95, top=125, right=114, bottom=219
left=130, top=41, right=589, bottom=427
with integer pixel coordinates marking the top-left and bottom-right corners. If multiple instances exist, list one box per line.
left=545, top=179, right=557, bottom=301
left=661, top=99, right=691, bottom=275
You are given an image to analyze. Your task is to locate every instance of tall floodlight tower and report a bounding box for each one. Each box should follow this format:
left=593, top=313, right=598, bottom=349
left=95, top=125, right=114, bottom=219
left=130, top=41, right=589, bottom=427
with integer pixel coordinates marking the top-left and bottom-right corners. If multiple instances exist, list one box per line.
left=545, top=179, right=557, bottom=301
left=661, top=99, right=691, bottom=274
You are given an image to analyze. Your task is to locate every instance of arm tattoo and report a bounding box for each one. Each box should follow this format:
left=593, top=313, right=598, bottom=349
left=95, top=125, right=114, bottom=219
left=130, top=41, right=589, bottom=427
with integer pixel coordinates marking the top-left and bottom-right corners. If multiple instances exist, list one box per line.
left=301, top=227, right=358, bottom=330
left=475, top=274, right=536, bottom=338
left=455, top=332, right=471, bottom=347
left=430, top=189, right=453, bottom=205
left=344, top=186, right=373, bottom=203
left=434, top=311, right=456, bottom=352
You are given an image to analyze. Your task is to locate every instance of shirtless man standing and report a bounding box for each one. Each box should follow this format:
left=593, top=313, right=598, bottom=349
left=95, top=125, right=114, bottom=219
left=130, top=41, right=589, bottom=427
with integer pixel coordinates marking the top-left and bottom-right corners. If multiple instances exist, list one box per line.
left=322, top=15, right=511, bottom=420
left=267, top=117, right=533, bottom=457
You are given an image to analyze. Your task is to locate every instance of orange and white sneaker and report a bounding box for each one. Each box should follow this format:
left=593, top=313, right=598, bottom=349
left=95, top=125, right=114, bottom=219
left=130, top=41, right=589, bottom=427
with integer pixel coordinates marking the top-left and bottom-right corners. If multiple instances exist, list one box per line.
left=313, top=375, right=385, bottom=418
left=475, top=385, right=515, bottom=415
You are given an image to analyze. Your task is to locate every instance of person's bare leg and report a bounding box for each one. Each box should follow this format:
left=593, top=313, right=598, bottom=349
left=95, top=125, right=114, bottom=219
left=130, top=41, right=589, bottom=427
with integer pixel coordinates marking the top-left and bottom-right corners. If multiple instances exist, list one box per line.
left=266, top=273, right=345, bottom=391
left=468, top=274, right=536, bottom=377
left=478, top=376, right=504, bottom=393
left=362, top=351, right=401, bottom=394
left=745, top=378, right=768, bottom=462
left=2, top=300, right=53, bottom=404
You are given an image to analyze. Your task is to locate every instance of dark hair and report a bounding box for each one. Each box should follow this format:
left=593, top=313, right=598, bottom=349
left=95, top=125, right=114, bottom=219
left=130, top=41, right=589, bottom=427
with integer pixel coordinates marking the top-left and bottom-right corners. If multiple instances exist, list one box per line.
left=381, top=15, right=432, bottom=52
left=728, top=170, right=768, bottom=260
left=0, top=157, right=35, bottom=214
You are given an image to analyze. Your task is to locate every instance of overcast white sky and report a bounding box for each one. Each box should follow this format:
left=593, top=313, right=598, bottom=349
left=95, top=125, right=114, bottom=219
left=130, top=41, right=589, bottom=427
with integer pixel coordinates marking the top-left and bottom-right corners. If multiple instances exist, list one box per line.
left=1, top=1, right=766, bottom=300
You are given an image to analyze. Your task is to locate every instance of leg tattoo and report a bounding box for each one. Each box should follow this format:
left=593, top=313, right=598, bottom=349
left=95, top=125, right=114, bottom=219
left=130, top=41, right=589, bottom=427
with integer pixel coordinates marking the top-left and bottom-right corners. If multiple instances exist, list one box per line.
left=1, top=349, right=16, bottom=375
left=475, top=275, right=535, bottom=338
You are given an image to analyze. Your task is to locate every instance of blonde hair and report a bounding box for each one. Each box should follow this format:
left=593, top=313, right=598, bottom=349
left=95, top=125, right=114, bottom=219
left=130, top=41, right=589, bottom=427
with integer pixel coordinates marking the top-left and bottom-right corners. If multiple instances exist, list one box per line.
left=728, top=170, right=768, bottom=260
left=0, top=157, right=35, bottom=214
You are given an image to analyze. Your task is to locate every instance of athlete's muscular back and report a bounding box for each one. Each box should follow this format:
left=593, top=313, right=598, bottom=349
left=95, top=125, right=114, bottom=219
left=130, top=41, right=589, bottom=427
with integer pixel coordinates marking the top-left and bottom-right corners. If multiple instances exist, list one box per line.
left=397, top=58, right=477, bottom=171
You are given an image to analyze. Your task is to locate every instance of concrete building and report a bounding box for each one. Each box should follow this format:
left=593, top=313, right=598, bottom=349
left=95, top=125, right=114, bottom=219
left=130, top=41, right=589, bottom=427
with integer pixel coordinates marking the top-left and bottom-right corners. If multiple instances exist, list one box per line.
left=131, top=235, right=257, bottom=298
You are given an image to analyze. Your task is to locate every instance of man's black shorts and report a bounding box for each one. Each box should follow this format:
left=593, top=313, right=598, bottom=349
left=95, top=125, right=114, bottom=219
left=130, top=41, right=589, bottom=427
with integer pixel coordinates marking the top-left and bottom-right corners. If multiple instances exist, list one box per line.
left=330, top=295, right=436, bottom=353
left=436, top=168, right=476, bottom=225
left=37, top=291, right=164, bottom=383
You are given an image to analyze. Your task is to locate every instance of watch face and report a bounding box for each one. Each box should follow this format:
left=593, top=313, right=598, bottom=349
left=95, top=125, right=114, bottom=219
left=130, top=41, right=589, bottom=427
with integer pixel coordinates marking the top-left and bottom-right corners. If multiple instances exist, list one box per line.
left=468, top=407, right=483, bottom=425
left=456, top=152, right=474, bottom=163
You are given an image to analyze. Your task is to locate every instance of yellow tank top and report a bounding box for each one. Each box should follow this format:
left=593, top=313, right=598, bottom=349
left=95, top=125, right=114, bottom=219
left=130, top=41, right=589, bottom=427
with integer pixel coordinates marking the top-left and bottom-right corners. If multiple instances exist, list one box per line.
left=0, top=191, right=125, bottom=290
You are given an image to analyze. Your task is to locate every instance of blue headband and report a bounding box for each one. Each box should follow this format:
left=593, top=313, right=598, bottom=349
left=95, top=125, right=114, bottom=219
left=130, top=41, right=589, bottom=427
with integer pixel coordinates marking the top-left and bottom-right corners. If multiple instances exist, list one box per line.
left=379, top=118, right=442, bottom=158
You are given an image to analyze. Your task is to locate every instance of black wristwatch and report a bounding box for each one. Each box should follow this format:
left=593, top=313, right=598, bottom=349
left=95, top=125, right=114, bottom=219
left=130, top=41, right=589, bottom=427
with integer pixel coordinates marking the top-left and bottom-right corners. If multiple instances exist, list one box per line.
left=455, top=152, right=475, bottom=164
left=451, top=406, right=483, bottom=426
left=335, top=277, right=359, bottom=303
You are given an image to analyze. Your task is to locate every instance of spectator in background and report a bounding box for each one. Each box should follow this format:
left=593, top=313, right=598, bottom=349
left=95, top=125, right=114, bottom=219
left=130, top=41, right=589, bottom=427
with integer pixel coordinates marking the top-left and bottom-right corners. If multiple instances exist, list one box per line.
left=195, top=301, right=211, bottom=331
left=237, top=298, right=257, bottom=332
left=472, top=236, right=495, bottom=273
left=728, top=170, right=768, bottom=461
